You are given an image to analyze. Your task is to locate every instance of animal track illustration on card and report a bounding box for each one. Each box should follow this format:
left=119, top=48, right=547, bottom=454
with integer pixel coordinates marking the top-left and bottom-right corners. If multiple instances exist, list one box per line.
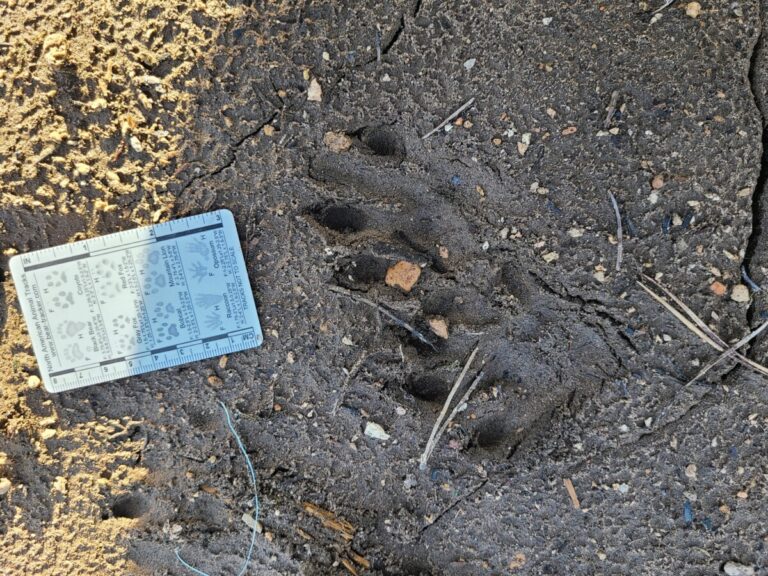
left=56, top=320, right=86, bottom=340
left=10, top=209, right=263, bottom=392
left=190, top=261, right=209, bottom=282
left=186, top=239, right=210, bottom=260
left=194, top=293, right=223, bottom=308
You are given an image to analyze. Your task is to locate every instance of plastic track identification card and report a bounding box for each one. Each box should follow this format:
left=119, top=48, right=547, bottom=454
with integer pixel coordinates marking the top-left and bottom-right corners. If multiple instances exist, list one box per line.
left=10, top=209, right=263, bottom=392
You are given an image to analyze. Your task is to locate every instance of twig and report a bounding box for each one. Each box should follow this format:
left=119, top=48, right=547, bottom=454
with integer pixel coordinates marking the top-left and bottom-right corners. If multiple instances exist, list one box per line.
left=332, top=352, right=367, bottom=415
left=641, top=274, right=726, bottom=346
left=603, top=90, right=620, bottom=129
left=563, top=478, right=580, bottom=509
left=638, top=278, right=768, bottom=377
left=419, top=344, right=479, bottom=470
left=653, top=0, right=676, bottom=14
left=426, top=369, right=485, bottom=465
left=421, top=98, right=475, bottom=139
left=608, top=192, right=623, bottom=272
left=328, top=285, right=435, bottom=349
left=640, top=274, right=768, bottom=376
left=685, top=319, right=768, bottom=385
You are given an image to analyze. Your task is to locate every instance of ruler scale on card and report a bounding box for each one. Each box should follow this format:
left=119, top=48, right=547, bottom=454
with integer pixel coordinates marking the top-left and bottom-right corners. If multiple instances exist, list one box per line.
left=10, top=209, right=263, bottom=393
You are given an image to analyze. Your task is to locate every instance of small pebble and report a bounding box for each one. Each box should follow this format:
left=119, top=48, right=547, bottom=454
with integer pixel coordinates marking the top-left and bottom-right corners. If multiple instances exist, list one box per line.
left=731, top=284, right=750, bottom=303
left=27, top=375, right=41, bottom=389
left=323, top=131, right=352, bottom=152
left=41, top=429, right=57, bottom=440
left=463, top=58, right=476, bottom=71
left=364, top=422, right=390, bottom=441
left=403, top=475, right=418, bottom=490
left=542, top=17, right=553, bottom=25
left=428, top=317, right=449, bottom=339
left=710, top=281, right=727, bottom=296
left=307, top=78, right=323, bottom=102
left=207, top=375, right=223, bottom=387
left=684, top=463, right=697, bottom=479
left=242, top=512, right=262, bottom=532
left=0, top=478, right=10, bottom=496
left=561, top=126, right=577, bottom=135
left=129, top=136, right=143, bottom=152
left=651, top=174, right=665, bottom=189
left=686, top=2, right=702, bottom=18
left=542, top=251, right=559, bottom=263
left=385, top=260, right=421, bottom=292
left=723, top=562, right=755, bottom=576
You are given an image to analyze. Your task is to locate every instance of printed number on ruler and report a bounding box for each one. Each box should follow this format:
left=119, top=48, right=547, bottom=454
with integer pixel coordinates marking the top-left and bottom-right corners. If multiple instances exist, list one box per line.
left=10, top=209, right=263, bottom=392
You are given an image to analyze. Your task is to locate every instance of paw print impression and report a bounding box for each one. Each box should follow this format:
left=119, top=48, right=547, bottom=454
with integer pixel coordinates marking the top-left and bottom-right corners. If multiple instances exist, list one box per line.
left=307, top=129, right=622, bottom=468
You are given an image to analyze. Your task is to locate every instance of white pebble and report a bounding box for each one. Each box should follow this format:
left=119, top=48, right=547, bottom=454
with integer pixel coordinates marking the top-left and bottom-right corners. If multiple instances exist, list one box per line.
left=731, top=284, right=750, bottom=303
left=724, top=562, right=755, bottom=576
left=463, top=58, right=476, bottom=71
left=0, top=478, right=10, bottom=496
left=364, top=422, right=390, bottom=441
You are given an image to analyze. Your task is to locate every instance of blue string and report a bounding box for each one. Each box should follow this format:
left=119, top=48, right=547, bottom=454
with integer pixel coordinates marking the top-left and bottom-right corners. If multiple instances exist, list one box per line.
left=175, top=401, right=261, bottom=576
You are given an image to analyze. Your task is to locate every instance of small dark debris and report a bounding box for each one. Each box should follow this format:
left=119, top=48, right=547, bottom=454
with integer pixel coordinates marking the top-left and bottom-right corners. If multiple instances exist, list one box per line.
left=683, top=500, right=693, bottom=525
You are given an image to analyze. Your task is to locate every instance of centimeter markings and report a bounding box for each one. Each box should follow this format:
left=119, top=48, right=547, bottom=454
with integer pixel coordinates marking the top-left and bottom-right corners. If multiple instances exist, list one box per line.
left=52, top=331, right=257, bottom=392
left=20, top=211, right=222, bottom=270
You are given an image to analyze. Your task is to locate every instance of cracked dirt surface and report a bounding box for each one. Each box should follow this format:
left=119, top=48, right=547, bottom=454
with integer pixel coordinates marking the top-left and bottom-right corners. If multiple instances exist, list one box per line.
left=2, top=0, right=768, bottom=574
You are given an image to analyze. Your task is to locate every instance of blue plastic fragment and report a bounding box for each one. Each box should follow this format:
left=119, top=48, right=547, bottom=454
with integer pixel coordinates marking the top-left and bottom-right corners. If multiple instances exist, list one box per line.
left=430, top=468, right=449, bottom=482
left=701, top=517, right=713, bottom=531
left=546, top=198, right=561, bottom=215
left=683, top=500, right=694, bottom=525
left=741, top=265, right=762, bottom=293
left=450, top=175, right=461, bottom=186
left=662, top=215, right=672, bottom=234
left=625, top=326, right=635, bottom=336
